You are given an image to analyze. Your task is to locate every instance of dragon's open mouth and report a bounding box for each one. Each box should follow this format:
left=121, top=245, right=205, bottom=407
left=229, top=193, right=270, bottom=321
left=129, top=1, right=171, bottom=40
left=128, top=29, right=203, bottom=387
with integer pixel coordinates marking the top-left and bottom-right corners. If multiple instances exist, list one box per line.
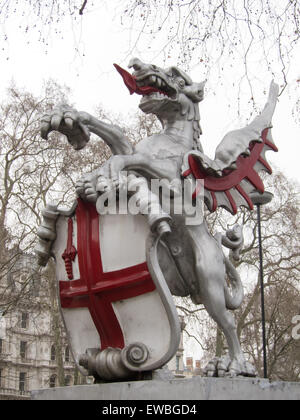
left=114, top=64, right=176, bottom=99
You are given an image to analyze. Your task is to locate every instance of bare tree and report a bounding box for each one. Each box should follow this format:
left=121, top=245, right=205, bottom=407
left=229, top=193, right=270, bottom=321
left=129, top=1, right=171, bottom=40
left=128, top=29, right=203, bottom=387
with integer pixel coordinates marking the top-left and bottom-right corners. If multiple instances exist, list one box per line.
left=119, top=1, right=300, bottom=127
left=1, top=0, right=300, bottom=125
left=1, top=1, right=299, bottom=90
left=121, top=1, right=300, bottom=86
left=237, top=171, right=300, bottom=380
left=0, top=81, right=76, bottom=313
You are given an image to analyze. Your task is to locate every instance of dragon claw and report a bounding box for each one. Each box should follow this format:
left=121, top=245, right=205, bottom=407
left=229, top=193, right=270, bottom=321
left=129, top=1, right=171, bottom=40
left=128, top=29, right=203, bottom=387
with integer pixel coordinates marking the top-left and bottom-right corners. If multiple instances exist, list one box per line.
left=203, top=355, right=257, bottom=378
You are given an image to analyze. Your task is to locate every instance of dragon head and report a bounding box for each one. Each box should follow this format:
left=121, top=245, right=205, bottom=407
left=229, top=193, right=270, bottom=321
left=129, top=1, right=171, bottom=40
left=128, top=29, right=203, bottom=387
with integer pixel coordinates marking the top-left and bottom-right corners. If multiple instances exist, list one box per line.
left=114, top=58, right=205, bottom=122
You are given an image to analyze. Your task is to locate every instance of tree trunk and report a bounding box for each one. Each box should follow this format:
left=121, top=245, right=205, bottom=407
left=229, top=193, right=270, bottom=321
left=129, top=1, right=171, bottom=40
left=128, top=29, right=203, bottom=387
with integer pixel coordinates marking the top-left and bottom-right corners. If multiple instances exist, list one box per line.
left=47, top=263, right=65, bottom=387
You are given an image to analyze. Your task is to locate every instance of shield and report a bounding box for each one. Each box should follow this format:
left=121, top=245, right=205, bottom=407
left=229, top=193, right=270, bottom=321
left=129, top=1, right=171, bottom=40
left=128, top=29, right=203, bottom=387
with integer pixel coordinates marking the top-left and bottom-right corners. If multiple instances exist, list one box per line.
left=51, top=198, right=180, bottom=379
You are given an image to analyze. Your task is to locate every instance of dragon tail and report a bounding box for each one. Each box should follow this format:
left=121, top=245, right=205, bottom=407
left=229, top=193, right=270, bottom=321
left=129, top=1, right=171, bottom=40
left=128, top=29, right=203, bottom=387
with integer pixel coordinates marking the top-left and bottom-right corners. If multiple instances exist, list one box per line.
left=224, top=257, right=244, bottom=310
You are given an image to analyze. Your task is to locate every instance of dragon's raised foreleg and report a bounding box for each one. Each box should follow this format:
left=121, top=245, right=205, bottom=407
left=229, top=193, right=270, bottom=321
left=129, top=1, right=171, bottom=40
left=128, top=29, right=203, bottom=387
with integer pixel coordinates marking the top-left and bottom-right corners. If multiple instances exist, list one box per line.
left=40, top=105, right=136, bottom=202
left=41, top=104, right=133, bottom=155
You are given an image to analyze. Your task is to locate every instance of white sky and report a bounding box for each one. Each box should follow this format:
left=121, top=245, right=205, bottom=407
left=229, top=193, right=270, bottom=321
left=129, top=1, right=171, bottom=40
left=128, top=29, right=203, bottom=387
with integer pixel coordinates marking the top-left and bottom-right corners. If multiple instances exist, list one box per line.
left=1, top=5, right=299, bottom=184
left=1, top=3, right=299, bottom=362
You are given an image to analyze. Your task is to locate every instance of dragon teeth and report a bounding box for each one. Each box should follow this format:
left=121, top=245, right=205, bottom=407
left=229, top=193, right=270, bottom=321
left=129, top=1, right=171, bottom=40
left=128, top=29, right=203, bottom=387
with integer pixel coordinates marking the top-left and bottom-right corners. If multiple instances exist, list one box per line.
left=149, top=92, right=167, bottom=99
left=139, top=75, right=170, bottom=96
left=149, top=75, right=156, bottom=85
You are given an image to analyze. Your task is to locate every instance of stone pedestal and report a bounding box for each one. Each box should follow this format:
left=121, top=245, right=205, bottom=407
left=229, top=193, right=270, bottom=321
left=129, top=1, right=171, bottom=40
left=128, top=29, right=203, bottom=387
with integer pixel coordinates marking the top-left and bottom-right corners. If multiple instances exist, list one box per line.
left=31, top=377, right=300, bottom=400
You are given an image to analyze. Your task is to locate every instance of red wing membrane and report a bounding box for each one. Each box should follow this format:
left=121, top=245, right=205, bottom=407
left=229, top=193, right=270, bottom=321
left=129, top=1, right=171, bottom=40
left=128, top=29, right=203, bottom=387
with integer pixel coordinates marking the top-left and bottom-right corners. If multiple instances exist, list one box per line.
left=182, top=128, right=278, bottom=214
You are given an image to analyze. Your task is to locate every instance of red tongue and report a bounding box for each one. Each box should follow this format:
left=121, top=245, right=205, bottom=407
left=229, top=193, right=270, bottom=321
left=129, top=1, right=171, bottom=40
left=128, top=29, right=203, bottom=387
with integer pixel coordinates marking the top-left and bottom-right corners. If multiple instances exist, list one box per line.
left=114, top=63, right=166, bottom=96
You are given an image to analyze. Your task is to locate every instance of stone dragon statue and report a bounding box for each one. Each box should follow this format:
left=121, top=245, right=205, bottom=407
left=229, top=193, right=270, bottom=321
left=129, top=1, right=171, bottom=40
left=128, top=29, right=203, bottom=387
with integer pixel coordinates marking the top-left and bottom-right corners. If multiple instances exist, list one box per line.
left=40, top=58, right=278, bottom=378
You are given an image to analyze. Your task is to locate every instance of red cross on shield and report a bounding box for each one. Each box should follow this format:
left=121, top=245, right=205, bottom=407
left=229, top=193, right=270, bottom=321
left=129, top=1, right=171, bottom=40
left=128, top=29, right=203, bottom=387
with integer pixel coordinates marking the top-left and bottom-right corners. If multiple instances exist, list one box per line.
left=51, top=198, right=180, bottom=374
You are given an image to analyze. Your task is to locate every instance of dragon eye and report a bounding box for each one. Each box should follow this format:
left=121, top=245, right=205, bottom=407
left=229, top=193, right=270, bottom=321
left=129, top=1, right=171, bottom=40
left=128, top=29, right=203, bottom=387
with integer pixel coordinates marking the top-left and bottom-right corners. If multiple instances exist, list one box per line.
left=176, top=78, right=185, bottom=88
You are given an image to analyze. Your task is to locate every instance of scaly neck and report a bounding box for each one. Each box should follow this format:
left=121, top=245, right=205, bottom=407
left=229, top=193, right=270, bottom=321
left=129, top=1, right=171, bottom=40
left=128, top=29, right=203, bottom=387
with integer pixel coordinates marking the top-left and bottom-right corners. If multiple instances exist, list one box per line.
left=162, top=118, right=195, bottom=149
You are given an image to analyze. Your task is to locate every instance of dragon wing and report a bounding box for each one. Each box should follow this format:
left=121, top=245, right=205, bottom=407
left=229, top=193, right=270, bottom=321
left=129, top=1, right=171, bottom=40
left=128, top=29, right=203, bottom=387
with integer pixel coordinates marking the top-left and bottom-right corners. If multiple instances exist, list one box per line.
left=181, top=81, right=279, bottom=215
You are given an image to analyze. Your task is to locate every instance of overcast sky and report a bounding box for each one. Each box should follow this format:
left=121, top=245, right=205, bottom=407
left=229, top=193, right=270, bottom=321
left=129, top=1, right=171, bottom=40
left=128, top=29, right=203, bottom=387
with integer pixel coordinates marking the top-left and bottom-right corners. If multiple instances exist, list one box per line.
left=1, top=5, right=299, bottom=184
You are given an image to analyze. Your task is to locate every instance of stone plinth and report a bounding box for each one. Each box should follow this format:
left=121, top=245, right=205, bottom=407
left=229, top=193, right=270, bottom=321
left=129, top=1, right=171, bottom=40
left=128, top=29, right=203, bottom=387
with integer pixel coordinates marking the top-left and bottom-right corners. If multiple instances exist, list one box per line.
left=31, top=377, right=300, bottom=400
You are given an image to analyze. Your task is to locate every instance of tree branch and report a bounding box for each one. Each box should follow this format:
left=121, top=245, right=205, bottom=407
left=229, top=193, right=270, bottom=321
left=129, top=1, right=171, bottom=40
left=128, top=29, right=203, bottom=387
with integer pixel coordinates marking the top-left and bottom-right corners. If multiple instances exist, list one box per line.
left=79, top=0, right=88, bottom=15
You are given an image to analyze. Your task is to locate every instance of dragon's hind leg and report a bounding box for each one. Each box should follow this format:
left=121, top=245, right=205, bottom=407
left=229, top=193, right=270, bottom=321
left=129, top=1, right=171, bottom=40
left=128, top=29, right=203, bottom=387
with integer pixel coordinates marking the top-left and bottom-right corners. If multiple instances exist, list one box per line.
left=201, top=285, right=255, bottom=377
left=186, top=225, right=256, bottom=377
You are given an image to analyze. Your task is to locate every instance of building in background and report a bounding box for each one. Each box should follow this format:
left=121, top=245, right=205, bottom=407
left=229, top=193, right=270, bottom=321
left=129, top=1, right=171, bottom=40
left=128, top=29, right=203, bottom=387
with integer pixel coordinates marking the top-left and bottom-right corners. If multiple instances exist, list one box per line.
left=0, top=309, right=78, bottom=400
left=166, top=315, right=186, bottom=378
left=184, top=356, right=202, bottom=377
left=0, top=254, right=84, bottom=400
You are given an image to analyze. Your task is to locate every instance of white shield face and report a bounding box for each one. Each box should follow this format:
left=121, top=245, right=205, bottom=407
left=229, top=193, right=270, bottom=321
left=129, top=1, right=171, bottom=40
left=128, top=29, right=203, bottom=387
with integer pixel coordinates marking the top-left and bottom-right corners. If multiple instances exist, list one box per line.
left=51, top=199, right=178, bottom=375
